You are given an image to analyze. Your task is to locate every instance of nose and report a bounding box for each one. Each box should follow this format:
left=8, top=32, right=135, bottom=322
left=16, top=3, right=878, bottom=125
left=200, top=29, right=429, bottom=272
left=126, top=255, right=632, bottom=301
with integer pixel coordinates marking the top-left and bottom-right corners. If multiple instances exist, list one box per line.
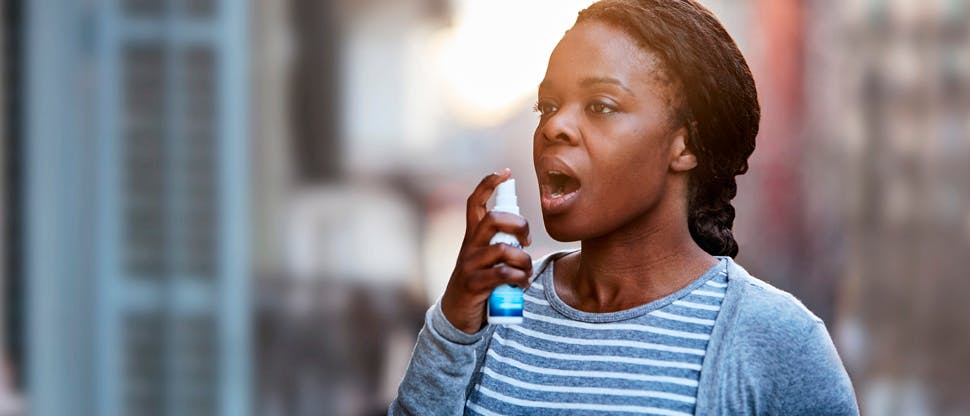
left=538, top=107, right=580, bottom=146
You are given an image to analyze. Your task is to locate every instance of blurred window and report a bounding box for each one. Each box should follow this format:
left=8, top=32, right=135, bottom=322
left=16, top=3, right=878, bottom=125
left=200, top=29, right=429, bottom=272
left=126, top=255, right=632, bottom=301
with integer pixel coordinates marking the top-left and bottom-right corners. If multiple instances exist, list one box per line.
left=90, top=1, right=249, bottom=415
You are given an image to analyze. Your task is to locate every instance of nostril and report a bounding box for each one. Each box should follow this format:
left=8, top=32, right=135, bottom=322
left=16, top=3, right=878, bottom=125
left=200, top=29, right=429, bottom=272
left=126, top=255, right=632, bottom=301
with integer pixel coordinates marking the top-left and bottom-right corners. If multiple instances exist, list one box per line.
left=555, top=132, right=570, bottom=142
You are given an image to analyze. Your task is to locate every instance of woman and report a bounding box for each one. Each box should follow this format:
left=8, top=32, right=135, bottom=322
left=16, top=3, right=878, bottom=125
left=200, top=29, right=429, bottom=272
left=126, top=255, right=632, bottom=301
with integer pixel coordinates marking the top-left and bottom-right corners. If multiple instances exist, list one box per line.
left=391, top=0, right=858, bottom=414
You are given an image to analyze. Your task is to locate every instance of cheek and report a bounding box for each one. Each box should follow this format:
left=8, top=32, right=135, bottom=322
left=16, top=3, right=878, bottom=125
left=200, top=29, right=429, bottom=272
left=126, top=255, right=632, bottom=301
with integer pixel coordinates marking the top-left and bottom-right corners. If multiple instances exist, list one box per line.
left=532, top=128, right=542, bottom=156
left=589, top=142, right=670, bottom=208
left=596, top=137, right=666, bottom=178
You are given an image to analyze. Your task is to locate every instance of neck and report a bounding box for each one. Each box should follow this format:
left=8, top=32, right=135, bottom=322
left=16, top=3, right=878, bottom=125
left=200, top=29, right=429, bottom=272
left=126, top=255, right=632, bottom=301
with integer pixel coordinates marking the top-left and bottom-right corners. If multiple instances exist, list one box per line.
left=559, top=197, right=717, bottom=313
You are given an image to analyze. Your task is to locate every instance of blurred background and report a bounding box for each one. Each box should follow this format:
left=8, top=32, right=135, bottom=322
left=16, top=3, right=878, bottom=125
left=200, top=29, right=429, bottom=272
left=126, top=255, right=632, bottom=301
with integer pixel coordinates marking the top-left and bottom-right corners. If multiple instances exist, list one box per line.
left=0, top=0, right=968, bottom=415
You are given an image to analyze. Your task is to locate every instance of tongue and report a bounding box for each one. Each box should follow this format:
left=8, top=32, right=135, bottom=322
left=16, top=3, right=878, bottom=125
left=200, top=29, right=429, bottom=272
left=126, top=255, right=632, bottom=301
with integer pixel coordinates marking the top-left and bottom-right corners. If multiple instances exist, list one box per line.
left=552, top=182, right=565, bottom=197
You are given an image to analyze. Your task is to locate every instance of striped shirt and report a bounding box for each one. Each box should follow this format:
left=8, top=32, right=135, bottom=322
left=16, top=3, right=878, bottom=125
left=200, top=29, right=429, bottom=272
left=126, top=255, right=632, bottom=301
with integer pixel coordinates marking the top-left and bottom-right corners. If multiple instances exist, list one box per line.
left=465, top=258, right=728, bottom=416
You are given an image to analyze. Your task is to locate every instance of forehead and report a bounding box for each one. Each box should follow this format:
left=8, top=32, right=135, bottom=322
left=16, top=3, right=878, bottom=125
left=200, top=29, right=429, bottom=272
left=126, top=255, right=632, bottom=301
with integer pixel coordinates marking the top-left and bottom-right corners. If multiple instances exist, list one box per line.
left=542, top=21, right=665, bottom=92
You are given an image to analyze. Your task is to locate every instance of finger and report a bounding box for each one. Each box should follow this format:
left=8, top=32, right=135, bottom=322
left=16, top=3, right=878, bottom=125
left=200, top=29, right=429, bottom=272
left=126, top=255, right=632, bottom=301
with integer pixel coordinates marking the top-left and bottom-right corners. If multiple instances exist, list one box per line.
left=465, top=169, right=512, bottom=234
left=466, top=266, right=530, bottom=293
left=462, top=244, right=533, bottom=274
left=468, top=211, right=531, bottom=248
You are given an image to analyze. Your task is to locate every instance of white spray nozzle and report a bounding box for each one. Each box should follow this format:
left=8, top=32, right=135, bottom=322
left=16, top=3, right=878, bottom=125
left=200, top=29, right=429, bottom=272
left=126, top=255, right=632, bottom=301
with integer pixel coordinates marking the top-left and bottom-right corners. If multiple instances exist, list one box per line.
left=493, top=179, right=519, bottom=215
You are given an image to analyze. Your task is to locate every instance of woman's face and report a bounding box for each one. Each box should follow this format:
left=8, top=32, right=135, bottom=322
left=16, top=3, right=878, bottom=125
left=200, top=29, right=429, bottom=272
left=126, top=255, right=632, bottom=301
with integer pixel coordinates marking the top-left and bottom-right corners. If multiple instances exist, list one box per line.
left=533, top=20, right=691, bottom=242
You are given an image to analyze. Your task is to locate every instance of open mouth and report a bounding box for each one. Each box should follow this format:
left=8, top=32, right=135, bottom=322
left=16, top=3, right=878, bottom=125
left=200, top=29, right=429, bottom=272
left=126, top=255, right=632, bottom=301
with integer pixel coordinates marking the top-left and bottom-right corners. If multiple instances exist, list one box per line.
left=544, top=170, right=581, bottom=198
left=540, top=168, right=581, bottom=213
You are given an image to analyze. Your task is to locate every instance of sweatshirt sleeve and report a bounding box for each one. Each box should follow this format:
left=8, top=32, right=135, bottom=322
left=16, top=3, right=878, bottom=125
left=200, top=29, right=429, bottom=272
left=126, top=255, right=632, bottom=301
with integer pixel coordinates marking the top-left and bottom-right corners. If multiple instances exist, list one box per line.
left=388, top=302, right=493, bottom=416
left=782, top=322, right=859, bottom=415
left=718, top=276, right=860, bottom=415
left=734, top=309, right=860, bottom=415
left=771, top=321, right=860, bottom=415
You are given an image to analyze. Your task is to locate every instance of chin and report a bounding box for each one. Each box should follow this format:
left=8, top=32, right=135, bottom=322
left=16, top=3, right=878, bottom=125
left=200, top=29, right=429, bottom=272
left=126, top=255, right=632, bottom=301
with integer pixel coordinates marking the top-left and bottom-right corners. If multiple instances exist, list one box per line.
left=542, top=215, right=586, bottom=243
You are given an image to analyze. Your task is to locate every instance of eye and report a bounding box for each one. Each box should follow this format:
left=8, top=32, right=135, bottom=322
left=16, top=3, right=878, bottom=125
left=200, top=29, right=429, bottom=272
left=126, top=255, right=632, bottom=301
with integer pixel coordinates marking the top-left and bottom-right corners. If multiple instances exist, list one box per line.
left=587, top=101, right=617, bottom=114
left=532, top=100, right=558, bottom=116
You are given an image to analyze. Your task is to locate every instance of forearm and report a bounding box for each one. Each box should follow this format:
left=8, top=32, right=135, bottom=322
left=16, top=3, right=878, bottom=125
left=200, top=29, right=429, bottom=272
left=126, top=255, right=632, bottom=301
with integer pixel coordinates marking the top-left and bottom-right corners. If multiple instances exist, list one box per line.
left=389, top=302, right=492, bottom=415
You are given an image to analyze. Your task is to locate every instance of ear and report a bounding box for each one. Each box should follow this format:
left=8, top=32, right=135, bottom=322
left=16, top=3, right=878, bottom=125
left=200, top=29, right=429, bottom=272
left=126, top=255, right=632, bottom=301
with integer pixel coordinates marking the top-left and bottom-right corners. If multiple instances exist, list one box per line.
left=668, top=125, right=697, bottom=172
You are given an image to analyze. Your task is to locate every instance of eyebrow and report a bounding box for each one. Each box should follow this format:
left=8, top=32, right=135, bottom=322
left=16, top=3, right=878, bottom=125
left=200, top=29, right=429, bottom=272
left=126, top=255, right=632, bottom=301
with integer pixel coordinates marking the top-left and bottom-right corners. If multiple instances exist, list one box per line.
left=538, top=76, right=634, bottom=95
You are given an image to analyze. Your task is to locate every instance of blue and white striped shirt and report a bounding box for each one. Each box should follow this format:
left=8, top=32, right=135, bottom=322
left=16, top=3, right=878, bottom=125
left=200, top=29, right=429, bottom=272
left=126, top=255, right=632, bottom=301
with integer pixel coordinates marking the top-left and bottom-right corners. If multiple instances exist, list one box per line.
left=465, top=258, right=728, bottom=416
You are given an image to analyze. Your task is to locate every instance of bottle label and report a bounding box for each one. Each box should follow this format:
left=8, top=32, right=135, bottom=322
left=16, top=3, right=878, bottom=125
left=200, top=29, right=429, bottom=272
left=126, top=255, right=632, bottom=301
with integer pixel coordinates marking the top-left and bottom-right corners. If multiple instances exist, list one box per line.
left=488, top=284, right=523, bottom=317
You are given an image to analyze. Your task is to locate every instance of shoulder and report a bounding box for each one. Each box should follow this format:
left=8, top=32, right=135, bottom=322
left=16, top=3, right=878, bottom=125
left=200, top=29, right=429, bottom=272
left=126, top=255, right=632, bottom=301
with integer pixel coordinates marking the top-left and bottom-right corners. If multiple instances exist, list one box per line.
left=728, top=260, right=823, bottom=340
left=722, top=258, right=828, bottom=356
left=717, top=259, right=859, bottom=414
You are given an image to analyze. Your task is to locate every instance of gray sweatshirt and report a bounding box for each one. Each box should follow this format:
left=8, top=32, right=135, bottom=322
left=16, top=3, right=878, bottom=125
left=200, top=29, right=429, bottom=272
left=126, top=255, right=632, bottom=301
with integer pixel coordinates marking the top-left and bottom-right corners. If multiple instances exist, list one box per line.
left=390, top=251, right=859, bottom=415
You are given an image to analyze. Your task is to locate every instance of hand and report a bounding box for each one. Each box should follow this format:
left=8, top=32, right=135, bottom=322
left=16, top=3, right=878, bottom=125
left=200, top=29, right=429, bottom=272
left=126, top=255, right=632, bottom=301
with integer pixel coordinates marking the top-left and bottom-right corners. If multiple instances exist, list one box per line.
left=440, top=169, right=533, bottom=334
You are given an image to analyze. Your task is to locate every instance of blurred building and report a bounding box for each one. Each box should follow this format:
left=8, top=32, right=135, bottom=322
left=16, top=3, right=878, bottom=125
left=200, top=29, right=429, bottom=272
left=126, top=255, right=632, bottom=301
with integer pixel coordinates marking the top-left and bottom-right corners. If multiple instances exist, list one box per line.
left=714, top=0, right=970, bottom=414
left=711, top=1, right=970, bottom=414
left=824, top=1, right=970, bottom=414
left=11, top=0, right=250, bottom=415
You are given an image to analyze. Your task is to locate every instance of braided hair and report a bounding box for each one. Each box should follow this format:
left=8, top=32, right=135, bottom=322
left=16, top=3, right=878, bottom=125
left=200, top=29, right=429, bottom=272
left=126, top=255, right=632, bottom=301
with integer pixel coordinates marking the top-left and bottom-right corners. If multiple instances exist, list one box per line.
left=576, top=0, right=760, bottom=258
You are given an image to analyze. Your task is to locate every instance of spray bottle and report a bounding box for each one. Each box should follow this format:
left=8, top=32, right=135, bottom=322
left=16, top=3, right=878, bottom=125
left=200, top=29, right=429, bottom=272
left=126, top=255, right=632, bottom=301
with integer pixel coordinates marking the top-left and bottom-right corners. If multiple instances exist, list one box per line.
left=487, top=179, right=524, bottom=325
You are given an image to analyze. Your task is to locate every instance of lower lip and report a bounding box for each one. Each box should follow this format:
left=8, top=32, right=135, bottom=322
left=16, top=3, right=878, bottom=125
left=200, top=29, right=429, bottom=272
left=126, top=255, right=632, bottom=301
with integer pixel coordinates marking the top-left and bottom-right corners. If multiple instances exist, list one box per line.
left=541, top=189, right=580, bottom=214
